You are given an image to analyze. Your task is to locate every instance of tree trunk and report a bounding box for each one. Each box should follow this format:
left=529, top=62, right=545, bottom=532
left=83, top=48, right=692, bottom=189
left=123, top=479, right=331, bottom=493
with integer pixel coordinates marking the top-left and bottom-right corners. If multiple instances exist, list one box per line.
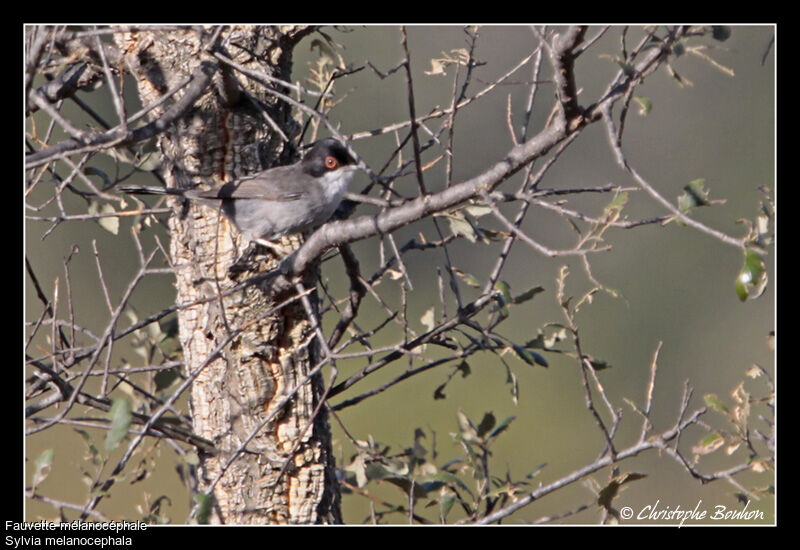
left=115, top=26, right=340, bottom=524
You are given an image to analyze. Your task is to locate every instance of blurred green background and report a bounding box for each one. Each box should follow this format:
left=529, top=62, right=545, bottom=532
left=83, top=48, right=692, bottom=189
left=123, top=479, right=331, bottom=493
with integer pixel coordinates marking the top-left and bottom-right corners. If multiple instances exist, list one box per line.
left=25, top=25, right=774, bottom=524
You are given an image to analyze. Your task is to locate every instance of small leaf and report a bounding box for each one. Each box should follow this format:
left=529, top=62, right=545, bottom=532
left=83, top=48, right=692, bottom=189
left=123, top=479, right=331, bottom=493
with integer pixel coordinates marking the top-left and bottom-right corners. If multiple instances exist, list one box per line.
left=476, top=412, right=496, bottom=439
left=35, top=447, right=55, bottom=470
left=633, top=96, right=652, bottom=116
left=456, top=409, right=479, bottom=442
left=525, top=463, right=547, bottom=479
left=735, top=248, right=768, bottom=301
left=425, top=58, right=447, bottom=76
left=439, top=494, right=455, bottom=521
left=105, top=397, right=133, bottom=451
left=704, top=393, right=729, bottom=413
left=512, top=286, right=545, bottom=305
left=386, top=268, right=404, bottom=280
left=452, top=267, right=481, bottom=288
left=492, top=282, right=512, bottom=316
left=488, top=416, right=516, bottom=440
left=193, top=493, right=212, bottom=524
left=420, top=307, right=435, bottom=331
left=604, top=192, right=629, bottom=217
left=509, top=371, right=519, bottom=404
left=692, top=433, right=725, bottom=456
left=678, top=179, right=709, bottom=214
left=88, top=201, right=120, bottom=235
left=584, top=355, right=610, bottom=371
left=597, top=471, right=647, bottom=510
left=745, top=365, right=763, bottom=379
left=425, top=49, right=470, bottom=76
left=423, top=471, right=472, bottom=496
left=494, top=281, right=512, bottom=306
left=154, top=367, right=179, bottom=392
left=442, top=212, right=481, bottom=243
left=32, top=448, right=55, bottom=487
left=462, top=204, right=493, bottom=218
left=512, top=345, right=548, bottom=367
left=344, top=454, right=369, bottom=488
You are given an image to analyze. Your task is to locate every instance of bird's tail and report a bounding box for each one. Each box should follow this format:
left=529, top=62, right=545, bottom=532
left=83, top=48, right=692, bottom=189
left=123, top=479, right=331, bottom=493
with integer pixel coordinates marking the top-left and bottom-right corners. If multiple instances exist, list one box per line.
left=118, top=185, right=185, bottom=196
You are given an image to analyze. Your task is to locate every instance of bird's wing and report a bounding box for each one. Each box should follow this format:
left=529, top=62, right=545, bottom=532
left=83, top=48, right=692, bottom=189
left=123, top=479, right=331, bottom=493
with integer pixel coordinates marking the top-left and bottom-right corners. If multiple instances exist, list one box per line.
left=191, top=167, right=307, bottom=202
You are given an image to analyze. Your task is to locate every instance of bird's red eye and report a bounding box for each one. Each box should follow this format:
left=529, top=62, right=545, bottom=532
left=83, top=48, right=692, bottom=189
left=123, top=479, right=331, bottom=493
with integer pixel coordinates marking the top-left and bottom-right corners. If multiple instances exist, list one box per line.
left=324, top=156, right=338, bottom=170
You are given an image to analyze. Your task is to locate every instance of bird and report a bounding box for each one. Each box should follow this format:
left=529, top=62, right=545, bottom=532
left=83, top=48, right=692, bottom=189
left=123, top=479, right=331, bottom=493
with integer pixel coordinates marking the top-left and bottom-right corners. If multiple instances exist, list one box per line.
left=119, top=138, right=359, bottom=254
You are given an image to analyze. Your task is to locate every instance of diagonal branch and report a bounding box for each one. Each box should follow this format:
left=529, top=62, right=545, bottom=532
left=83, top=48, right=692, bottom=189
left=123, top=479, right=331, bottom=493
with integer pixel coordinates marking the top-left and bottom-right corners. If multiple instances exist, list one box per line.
left=26, top=61, right=217, bottom=168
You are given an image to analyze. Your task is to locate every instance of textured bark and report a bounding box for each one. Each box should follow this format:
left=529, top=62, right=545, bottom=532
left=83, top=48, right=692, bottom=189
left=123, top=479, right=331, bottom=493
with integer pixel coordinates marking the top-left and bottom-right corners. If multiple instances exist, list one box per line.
left=115, top=26, right=340, bottom=524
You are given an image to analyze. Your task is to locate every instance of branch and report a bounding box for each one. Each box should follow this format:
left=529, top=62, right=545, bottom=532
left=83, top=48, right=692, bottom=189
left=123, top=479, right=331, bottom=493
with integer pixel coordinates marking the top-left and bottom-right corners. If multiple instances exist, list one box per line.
left=279, top=25, right=684, bottom=282
left=284, top=119, right=569, bottom=280
left=26, top=61, right=217, bottom=168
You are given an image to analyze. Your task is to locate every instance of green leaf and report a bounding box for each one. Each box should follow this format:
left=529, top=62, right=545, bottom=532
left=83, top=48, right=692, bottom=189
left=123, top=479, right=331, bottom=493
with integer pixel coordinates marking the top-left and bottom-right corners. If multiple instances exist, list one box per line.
left=494, top=281, right=512, bottom=305
left=494, top=281, right=512, bottom=316
left=193, top=493, right=212, bottom=524
left=604, top=191, right=629, bottom=216
left=633, top=96, right=652, bottom=116
left=692, top=433, right=725, bottom=457
left=513, top=345, right=548, bottom=367
left=704, top=393, right=729, bottom=413
left=452, top=267, right=481, bottom=288
left=441, top=210, right=490, bottom=244
left=512, top=286, right=545, bottom=304
left=585, top=355, right=610, bottom=371
left=678, top=178, right=710, bottom=214
left=35, top=447, right=55, bottom=470
left=423, top=471, right=472, bottom=496
left=439, top=494, right=455, bottom=521
left=105, top=397, right=133, bottom=451
left=735, top=248, right=768, bottom=301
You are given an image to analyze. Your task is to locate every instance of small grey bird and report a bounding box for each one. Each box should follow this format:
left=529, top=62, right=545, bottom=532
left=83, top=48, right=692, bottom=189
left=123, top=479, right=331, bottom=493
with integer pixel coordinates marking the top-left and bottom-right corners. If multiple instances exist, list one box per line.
left=120, top=138, right=359, bottom=252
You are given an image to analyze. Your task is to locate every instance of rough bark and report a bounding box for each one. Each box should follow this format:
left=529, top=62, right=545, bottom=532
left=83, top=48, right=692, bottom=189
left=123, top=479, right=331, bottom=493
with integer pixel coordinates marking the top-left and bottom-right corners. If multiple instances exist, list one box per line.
left=115, top=25, right=340, bottom=524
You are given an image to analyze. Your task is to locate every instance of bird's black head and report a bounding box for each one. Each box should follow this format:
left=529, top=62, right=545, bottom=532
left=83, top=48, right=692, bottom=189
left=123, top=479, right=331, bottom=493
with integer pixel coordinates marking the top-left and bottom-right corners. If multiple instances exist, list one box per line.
left=301, top=138, right=357, bottom=178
